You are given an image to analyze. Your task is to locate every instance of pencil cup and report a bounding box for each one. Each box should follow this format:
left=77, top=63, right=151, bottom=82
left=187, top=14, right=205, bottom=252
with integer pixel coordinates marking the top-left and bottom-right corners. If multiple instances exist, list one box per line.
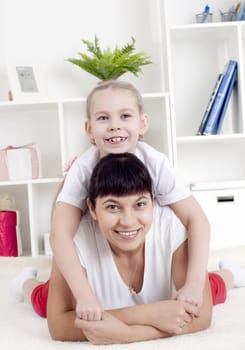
left=196, top=12, right=213, bottom=23
left=220, top=12, right=235, bottom=21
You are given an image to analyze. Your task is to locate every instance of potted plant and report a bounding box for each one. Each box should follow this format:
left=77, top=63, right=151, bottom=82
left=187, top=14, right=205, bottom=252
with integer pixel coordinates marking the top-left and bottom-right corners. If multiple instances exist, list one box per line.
left=66, top=35, right=152, bottom=81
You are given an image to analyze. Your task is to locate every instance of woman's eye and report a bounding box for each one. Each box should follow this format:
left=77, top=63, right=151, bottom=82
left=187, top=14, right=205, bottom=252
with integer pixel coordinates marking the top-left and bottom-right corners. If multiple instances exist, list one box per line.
left=106, top=204, right=119, bottom=211
left=136, top=201, right=147, bottom=208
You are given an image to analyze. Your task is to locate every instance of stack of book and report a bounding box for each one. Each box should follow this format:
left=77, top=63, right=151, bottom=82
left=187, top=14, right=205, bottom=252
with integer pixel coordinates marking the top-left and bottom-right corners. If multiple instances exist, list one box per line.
left=197, top=60, right=237, bottom=136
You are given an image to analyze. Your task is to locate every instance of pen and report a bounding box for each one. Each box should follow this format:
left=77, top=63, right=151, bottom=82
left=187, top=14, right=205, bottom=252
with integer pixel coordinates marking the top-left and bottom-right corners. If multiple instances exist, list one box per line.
left=202, top=4, right=210, bottom=23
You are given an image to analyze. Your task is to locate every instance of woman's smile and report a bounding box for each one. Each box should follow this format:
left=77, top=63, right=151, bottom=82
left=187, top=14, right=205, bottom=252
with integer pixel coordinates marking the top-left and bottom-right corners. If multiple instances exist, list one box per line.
left=114, top=229, right=140, bottom=239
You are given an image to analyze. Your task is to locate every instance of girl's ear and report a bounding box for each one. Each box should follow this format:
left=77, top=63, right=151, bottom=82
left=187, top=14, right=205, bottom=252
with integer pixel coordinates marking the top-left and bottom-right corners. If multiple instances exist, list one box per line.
left=139, top=114, right=149, bottom=138
left=84, top=121, right=95, bottom=144
left=86, top=198, right=97, bottom=220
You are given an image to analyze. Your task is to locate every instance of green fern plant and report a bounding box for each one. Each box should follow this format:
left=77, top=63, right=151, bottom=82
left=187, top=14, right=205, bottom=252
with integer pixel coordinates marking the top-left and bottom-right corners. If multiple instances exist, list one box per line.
left=66, top=36, right=152, bottom=80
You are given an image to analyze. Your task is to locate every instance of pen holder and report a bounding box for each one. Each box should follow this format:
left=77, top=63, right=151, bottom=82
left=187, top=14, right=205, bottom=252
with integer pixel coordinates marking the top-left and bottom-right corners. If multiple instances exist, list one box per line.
left=220, top=12, right=235, bottom=21
left=196, top=12, right=213, bottom=23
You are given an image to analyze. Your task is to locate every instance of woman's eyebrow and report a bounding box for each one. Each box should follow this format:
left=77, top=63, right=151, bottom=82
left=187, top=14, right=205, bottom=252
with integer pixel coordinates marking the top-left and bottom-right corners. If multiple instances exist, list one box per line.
left=102, top=198, right=119, bottom=205
left=137, top=195, right=150, bottom=200
left=102, top=195, right=150, bottom=205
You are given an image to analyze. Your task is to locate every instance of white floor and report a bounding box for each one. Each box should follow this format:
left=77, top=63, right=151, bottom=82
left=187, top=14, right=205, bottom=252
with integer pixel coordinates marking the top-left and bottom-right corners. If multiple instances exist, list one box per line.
left=1, top=246, right=245, bottom=350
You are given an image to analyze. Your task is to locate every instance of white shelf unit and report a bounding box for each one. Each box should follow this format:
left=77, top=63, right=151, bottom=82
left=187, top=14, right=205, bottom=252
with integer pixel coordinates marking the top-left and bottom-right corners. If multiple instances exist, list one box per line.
left=166, top=3, right=245, bottom=249
left=1, top=0, right=245, bottom=254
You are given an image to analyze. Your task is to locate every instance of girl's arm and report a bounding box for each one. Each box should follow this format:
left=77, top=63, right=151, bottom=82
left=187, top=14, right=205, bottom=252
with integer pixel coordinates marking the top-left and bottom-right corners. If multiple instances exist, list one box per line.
left=170, top=195, right=211, bottom=307
left=50, top=202, right=102, bottom=320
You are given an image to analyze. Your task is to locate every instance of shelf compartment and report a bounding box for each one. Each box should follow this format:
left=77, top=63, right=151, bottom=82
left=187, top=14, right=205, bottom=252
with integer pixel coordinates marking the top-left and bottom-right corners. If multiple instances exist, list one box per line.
left=0, top=103, right=62, bottom=179
left=143, top=95, right=172, bottom=159
left=176, top=138, right=245, bottom=185
left=28, top=181, right=62, bottom=256
left=170, top=24, right=242, bottom=138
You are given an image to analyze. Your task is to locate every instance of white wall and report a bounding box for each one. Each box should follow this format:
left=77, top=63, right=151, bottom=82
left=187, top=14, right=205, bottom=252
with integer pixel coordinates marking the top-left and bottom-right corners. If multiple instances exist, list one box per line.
left=0, top=0, right=166, bottom=100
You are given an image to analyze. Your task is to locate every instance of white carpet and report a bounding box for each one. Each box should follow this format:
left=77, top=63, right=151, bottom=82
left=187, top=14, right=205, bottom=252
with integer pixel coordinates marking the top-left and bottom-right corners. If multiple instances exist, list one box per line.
left=1, top=246, right=245, bottom=350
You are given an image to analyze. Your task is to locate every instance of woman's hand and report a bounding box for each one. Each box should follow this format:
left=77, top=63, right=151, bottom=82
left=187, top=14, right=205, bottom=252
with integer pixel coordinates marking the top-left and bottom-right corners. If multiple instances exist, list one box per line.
left=74, top=312, right=131, bottom=345
left=147, top=300, right=197, bottom=334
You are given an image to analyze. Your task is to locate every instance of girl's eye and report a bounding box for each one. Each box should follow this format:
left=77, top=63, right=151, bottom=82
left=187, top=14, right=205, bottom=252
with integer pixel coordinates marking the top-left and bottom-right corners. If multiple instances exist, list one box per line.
left=121, top=113, right=132, bottom=119
left=97, top=115, right=108, bottom=121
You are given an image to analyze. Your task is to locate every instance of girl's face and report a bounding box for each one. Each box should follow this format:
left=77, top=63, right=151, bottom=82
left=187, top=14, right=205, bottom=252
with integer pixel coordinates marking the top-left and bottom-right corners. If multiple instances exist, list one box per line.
left=87, top=192, right=153, bottom=255
left=85, top=88, right=149, bottom=157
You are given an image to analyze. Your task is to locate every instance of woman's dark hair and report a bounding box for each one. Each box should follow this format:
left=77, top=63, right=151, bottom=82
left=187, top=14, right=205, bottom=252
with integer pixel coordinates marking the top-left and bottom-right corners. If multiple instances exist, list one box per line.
left=88, top=153, right=153, bottom=207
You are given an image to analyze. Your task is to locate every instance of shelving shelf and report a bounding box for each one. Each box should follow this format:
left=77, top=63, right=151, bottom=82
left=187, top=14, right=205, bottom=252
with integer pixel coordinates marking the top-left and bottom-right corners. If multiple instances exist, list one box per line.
left=1, top=0, right=245, bottom=254
left=176, top=133, right=245, bottom=144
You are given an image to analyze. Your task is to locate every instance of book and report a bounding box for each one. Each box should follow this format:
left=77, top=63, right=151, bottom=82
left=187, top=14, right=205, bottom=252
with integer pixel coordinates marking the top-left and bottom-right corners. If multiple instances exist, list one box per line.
left=216, top=67, right=237, bottom=134
left=202, top=60, right=237, bottom=135
left=196, top=73, right=224, bottom=135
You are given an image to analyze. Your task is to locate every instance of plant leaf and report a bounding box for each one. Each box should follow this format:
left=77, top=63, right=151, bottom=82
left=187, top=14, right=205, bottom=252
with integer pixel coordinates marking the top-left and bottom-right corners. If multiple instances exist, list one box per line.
left=67, top=35, right=153, bottom=80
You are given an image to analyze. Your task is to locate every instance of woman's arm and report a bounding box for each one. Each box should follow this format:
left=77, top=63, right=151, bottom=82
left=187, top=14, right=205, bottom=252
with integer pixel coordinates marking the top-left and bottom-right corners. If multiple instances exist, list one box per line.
left=47, top=260, right=165, bottom=342
left=47, top=259, right=87, bottom=341
left=47, top=241, right=212, bottom=343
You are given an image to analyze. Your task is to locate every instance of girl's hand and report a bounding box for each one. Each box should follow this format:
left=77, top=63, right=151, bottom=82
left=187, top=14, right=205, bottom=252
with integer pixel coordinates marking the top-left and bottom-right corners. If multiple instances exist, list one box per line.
left=174, top=282, right=203, bottom=316
left=76, top=295, right=103, bottom=321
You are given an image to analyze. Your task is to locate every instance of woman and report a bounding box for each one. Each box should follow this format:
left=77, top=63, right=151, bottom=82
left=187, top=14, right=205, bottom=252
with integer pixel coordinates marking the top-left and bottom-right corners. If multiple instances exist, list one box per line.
left=10, top=153, right=244, bottom=344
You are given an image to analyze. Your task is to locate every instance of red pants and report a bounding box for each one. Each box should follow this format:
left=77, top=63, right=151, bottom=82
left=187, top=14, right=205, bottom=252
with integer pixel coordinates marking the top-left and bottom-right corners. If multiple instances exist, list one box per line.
left=31, top=273, right=227, bottom=318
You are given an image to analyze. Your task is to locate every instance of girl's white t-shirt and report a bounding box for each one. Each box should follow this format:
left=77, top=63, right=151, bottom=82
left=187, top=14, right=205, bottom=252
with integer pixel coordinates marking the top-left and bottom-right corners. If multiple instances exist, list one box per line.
left=57, top=142, right=190, bottom=211
left=74, top=204, right=187, bottom=310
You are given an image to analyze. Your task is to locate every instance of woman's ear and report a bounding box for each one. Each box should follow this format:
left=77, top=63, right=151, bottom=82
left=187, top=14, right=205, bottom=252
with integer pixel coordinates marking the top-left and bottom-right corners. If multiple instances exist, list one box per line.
left=139, top=113, right=149, bottom=138
left=84, top=121, right=95, bottom=145
left=86, top=198, right=97, bottom=220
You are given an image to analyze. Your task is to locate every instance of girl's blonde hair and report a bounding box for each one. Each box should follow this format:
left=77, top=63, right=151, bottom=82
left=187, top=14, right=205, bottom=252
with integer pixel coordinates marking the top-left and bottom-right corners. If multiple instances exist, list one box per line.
left=86, top=80, right=144, bottom=119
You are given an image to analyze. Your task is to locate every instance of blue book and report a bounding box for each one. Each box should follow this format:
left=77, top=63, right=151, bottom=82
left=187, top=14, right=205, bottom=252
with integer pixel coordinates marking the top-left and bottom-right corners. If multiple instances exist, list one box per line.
left=216, top=67, right=237, bottom=134
left=202, top=60, right=237, bottom=135
left=197, top=73, right=224, bottom=135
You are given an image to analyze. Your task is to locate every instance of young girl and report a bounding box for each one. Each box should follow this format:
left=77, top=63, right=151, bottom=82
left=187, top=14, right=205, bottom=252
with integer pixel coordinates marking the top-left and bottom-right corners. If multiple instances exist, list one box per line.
left=50, top=80, right=210, bottom=320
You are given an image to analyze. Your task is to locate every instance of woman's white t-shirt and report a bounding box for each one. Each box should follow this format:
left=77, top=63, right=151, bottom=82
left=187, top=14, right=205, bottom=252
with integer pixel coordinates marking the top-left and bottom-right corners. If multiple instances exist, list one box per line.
left=74, top=204, right=187, bottom=310
left=57, top=142, right=190, bottom=211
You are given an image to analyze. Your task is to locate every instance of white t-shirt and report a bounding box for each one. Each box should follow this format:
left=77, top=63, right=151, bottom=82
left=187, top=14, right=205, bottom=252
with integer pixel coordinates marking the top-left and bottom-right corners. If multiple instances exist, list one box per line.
left=74, top=204, right=187, bottom=310
left=57, top=142, right=190, bottom=211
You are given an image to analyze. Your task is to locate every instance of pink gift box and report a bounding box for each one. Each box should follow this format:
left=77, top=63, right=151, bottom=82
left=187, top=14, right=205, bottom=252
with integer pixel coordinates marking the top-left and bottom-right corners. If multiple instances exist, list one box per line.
left=0, top=143, right=41, bottom=181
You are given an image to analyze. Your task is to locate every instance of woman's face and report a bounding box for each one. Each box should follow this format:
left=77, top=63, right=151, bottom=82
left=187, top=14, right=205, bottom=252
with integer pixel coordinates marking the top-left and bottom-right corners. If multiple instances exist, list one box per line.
left=87, top=192, right=153, bottom=254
